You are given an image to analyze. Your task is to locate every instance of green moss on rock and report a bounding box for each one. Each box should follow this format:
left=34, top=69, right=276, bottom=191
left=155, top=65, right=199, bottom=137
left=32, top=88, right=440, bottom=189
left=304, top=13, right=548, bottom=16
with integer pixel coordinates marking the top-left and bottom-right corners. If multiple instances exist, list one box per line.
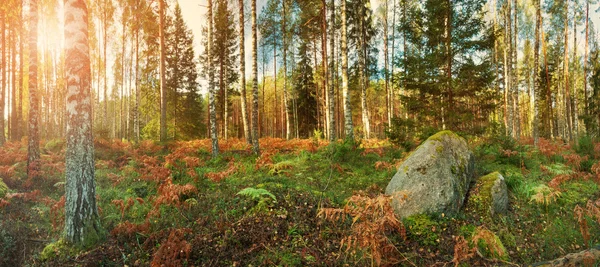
left=472, top=227, right=509, bottom=261
left=40, top=240, right=78, bottom=261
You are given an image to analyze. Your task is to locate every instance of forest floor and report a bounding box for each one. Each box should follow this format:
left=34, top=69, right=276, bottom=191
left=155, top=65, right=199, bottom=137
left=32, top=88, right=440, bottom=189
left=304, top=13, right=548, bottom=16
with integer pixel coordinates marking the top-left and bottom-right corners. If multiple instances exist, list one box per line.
left=0, top=133, right=599, bottom=266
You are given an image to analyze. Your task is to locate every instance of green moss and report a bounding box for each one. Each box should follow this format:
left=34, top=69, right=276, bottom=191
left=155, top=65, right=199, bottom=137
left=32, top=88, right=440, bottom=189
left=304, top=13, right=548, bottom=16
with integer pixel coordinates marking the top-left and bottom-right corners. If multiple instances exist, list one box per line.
left=468, top=172, right=500, bottom=219
left=80, top=220, right=105, bottom=249
left=0, top=179, right=8, bottom=198
left=404, top=214, right=440, bottom=246
left=40, top=240, right=79, bottom=261
left=428, top=130, right=461, bottom=142
left=436, top=145, right=444, bottom=154
left=472, top=228, right=509, bottom=261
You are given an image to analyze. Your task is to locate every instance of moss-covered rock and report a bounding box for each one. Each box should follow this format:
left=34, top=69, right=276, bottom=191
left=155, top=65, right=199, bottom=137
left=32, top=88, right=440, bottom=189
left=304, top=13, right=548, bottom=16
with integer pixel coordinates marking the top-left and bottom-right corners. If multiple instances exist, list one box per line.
left=471, top=227, right=509, bottom=261
left=40, top=240, right=79, bottom=261
left=0, top=179, right=8, bottom=198
left=470, top=172, right=508, bottom=219
left=385, top=130, right=475, bottom=218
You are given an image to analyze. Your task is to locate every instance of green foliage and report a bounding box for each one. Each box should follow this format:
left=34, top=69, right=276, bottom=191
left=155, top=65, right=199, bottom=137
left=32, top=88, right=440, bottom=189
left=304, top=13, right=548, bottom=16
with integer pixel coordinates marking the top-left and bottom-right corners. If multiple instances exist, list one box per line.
left=40, top=240, right=79, bottom=262
left=385, top=117, right=417, bottom=150
left=576, top=135, right=595, bottom=158
left=403, top=214, right=440, bottom=246
left=0, top=179, right=8, bottom=198
left=237, top=187, right=277, bottom=202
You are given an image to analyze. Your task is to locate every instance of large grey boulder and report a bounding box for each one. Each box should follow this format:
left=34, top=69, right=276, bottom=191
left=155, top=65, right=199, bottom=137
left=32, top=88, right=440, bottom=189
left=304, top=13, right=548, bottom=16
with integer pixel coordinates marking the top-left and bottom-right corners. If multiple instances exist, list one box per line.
left=385, top=130, right=475, bottom=218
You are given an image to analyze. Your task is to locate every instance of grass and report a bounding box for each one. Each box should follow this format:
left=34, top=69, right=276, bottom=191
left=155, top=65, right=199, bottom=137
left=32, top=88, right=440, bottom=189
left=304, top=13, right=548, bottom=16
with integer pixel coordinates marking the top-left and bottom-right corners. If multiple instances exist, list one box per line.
left=0, top=136, right=599, bottom=266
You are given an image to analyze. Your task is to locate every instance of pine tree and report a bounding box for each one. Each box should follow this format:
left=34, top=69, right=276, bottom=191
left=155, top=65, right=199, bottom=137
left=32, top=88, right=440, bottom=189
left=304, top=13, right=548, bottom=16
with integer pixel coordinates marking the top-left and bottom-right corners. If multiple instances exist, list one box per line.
left=213, top=0, right=238, bottom=140
left=166, top=4, right=203, bottom=140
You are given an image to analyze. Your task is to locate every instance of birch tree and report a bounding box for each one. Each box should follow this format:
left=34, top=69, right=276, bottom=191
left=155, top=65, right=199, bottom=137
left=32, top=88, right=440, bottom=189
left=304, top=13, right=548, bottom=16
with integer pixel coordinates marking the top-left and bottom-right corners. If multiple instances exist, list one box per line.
left=64, top=0, right=103, bottom=247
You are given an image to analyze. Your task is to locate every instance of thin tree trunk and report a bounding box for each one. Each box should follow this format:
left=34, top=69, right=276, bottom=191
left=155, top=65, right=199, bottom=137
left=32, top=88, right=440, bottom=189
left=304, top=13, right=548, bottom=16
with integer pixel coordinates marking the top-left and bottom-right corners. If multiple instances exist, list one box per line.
left=542, top=22, right=553, bottom=138
left=513, top=0, right=520, bottom=139
left=282, top=0, right=290, bottom=140
left=384, top=0, right=390, bottom=127
left=134, top=29, right=140, bottom=142
left=572, top=8, right=578, bottom=142
left=159, top=0, right=167, bottom=142
left=64, top=0, right=103, bottom=246
left=208, top=0, right=219, bottom=157
left=251, top=0, right=260, bottom=154
left=583, top=0, right=589, bottom=127
left=504, top=3, right=512, bottom=137
left=564, top=0, right=572, bottom=141
left=445, top=0, right=452, bottom=129
left=238, top=0, right=251, bottom=144
left=533, top=0, right=540, bottom=146
left=1, top=13, right=5, bottom=145
left=328, top=0, right=335, bottom=141
left=359, top=7, right=370, bottom=139
left=341, top=0, right=353, bottom=140
left=390, top=0, right=396, bottom=119
left=27, top=0, right=40, bottom=176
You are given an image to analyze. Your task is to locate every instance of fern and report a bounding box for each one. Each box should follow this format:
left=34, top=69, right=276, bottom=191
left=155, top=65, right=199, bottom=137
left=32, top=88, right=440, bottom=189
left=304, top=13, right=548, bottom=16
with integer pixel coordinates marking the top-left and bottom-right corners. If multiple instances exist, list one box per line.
left=237, top=187, right=277, bottom=202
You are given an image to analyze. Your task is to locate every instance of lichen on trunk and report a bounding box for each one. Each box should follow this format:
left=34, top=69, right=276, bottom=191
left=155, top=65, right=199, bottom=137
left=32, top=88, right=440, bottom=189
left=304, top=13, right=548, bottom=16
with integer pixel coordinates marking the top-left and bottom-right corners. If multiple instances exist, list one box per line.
left=63, top=0, right=104, bottom=247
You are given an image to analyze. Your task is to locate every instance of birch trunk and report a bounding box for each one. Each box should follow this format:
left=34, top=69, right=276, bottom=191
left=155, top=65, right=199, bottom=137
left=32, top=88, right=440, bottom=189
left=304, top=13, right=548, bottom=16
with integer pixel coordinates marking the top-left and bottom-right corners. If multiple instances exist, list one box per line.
left=341, top=0, right=353, bottom=140
left=328, top=0, right=335, bottom=141
left=208, top=0, right=219, bottom=157
left=251, top=0, right=260, bottom=154
left=64, top=0, right=103, bottom=247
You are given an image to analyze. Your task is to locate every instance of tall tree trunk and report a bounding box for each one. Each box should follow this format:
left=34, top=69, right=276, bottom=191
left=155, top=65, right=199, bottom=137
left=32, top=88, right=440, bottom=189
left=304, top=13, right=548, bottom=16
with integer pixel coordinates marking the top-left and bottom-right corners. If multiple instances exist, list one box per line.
left=282, top=0, right=290, bottom=140
left=533, top=0, right=540, bottom=146
left=18, top=3, right=23, bottom=141
left=208, top=0, right=219, bottom=157
left=273, top=42, right=277, bottom=138
left=64, top=0, right=103, bottom=247
left=103, top=6, right=108, bottom=135
left=384, top=0, right=390, bottom=127
left=445, top=0, right=452, bottom=129
left=238, top=0, right=251, bottom=144
left=583, top=0, right=589, bottom=130
left=341, top=0, right=353, bottom=140
left=572, top=8, right=578, bottom=142
left=359, top=7, right=370, bottom=139
left=321, top=0, right=332, bottom=141
left=328, top=0, right=335, bottom=141
left=159, top=0, right=167, bottom=142
left=0, top=13, right=5, bottom=145
left=134, top=29, right=140, bottom=142
left=542, top=25, right=554, bottom=138
left=504, top=2, right=513, bottom=137
left=251, top=0, right=260, bottom=154
left=224, top=67, right=229, bottom=140
left=513, top=0, right=520, bottom=139
left=390, top=0, right=396, bottom=119
left=27, top=0, right=40, bottom=176
left=10, top=26, right=16, bottom=141
left=564, top=0, right=572, bottom=141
